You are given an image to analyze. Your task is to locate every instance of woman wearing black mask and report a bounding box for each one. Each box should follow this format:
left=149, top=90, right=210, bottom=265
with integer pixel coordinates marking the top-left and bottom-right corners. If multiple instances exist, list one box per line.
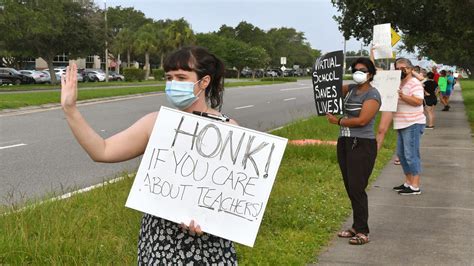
left=326, top=58, right=381, bottom=245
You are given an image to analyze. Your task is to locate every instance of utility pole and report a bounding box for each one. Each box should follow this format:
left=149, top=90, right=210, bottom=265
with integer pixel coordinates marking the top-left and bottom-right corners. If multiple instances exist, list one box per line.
left=343, top=38, right=347, bottom=74
left=104, top=0, right=109, bottom=82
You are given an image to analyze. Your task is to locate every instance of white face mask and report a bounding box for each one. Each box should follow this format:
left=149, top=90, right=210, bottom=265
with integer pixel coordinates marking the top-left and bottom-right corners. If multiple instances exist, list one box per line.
left=352, top=71, right=368, bottom=84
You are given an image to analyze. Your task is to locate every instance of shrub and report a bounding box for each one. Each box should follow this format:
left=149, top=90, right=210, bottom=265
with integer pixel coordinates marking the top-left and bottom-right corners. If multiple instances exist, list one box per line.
left=152, top=69, right=165, bottom=81
left=261, top=77, right=297, bottom=82
left=123, top=68, right=146, bottom=82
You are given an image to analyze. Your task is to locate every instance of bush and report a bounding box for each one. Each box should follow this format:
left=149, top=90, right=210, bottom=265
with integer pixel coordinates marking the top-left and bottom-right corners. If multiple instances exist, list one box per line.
left=261, top=77, right=297, bottom=82
left=123, top=68, right=146, bottom=82
left=152, top=69, right=165, bottom=81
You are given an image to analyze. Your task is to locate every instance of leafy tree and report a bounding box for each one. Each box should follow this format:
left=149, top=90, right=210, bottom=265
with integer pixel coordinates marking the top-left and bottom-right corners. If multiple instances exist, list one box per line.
left=165, top=18, right=196, bottom=50
left=331, top=0, right=474, bottom=70
left=107, top=6, right=151, bottom=72
left=0, top=0, right=103, bottom=83
left=112, top=28, right=135, bottom=68
left=134, top=23, right=159, bottom=79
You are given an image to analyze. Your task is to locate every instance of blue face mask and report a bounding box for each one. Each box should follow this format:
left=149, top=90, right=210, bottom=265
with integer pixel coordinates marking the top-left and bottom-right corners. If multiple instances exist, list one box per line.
left=165, top=79, right=203, bottom=110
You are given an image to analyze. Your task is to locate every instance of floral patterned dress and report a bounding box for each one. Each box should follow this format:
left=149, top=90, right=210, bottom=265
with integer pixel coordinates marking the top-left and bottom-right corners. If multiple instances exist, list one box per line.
left=137, top=213, right=238, bottom=265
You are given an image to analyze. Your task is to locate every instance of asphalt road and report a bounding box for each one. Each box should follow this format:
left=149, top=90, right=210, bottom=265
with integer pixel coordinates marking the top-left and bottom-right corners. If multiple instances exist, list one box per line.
left=0, top=79, right=319, bottom=206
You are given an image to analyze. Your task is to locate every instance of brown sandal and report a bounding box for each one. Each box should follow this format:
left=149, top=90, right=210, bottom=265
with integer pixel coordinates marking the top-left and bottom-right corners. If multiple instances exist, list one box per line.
left=349, top=233, right=370, bottom=245
left=337, top=229, right=356, bottom=238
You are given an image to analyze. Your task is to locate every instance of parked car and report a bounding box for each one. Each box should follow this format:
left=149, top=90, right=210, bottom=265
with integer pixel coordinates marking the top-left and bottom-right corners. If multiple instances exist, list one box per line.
left=84, top=69, right=106, bottom=82
left=108, top=71, right=125, bottom=81
left=265, top=69, right=282, bottom=77
left=41, top=70, right=61, bottom=84
left=283, top=69, right=296, bottom=77
left=19, top=70, right=49, bottom=84
left=0, top=67, right=35, bottom=84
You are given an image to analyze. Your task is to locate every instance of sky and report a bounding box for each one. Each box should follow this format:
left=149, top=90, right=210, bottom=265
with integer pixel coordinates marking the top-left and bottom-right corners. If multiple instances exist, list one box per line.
left=101, top=0, right=370, bottom=54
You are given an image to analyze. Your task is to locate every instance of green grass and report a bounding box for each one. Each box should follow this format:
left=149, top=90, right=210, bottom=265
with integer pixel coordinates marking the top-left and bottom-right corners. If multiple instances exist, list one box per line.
left=0, top=80, right=165, bottom=92
left=0, top=80, right=294, bottom=110
left=0, top=86, right=165, bottom=110
left=460, top=80, right=474, bottom=132
left=0, top=114, right=396, bottom=264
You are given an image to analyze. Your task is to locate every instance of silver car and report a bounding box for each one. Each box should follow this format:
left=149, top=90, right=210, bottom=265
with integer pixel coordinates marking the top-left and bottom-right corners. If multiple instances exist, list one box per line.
left=19, top=70, right=49, bottom=84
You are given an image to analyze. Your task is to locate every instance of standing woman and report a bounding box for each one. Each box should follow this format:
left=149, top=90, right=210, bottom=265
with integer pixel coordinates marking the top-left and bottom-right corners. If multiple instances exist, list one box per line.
left=423, top=72, right=439, bottom=129
left=392, top=58, right=426, bottom=195
left=61, top=46, right=238, bottom=264
left=438, top=70, right=449, bottom=111
left=326, top=58, right=381, bottom=245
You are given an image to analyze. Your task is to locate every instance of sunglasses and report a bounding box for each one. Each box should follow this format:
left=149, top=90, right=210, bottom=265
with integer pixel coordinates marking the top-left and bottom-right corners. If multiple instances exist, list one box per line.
left=352, top=68, right=369, bottom=73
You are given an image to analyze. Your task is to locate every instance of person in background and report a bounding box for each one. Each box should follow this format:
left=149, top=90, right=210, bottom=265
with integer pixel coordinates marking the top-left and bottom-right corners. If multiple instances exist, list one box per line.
left=370, top=46, right=399, bottom=164
left=423, top=72, right=439, bottom=129
left=61, top=46, right=239, bottom=264
left=438, top=70, right=449, bottom=111
left=445, top=70, right=455, bottom=110
left=432, top=66, right=440, bottom=83
left=392, top=58, right=426, bottom=195
left=326, top=57, right=381, bottom=245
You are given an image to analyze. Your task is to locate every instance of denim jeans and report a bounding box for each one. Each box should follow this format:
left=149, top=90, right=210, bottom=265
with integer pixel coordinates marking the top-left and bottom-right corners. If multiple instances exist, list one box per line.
left=397, top=123, right=425, bottom=176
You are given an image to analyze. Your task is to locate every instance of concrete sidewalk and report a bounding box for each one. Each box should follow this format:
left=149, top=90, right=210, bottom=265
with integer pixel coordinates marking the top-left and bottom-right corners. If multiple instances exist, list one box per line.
left=315, top=84, right=474, bottom=265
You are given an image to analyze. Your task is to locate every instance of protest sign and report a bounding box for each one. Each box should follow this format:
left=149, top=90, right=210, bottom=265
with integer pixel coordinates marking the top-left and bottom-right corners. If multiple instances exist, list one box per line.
left=373, top=23, right=393, bottom=59
left=371, top=70, right=401, bottom=112
left=125, top=106, right=288, bottom=247
left=312, top=50, right=344, bottom=116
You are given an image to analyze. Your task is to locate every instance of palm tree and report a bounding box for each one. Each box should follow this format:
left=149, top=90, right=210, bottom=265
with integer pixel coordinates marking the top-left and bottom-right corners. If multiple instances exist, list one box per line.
left=166, top=18, right=195, bottom=50
left=134, top=23, right=158, bottom=79
left=111, top=28, right=135, bottom=70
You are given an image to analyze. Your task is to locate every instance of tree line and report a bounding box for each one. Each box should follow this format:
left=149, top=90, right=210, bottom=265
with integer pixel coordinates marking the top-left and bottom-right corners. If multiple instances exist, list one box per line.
left=0, top=0, right=321, bottom=83
left=331, top=0, right=474, bottom=72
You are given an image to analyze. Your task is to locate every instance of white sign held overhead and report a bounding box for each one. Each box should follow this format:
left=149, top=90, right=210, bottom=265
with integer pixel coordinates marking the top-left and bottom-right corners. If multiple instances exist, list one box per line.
left=371, top=70, right=401, bottom=112
left=373, top=23, right=393, bottom=59
left=126, top=107, right=288, bottom=247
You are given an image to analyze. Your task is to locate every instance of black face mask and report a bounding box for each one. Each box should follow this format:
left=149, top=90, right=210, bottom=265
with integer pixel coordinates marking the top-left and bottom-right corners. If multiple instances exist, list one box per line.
left=401, top=71, right=407, bottom=80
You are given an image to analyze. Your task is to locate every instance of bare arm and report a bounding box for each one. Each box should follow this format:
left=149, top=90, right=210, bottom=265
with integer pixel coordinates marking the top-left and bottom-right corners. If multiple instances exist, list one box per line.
left=338, top=99, right=380, bottom=127
left=376, top=111, right=393, bottom=150
left=61, top=62, right=156, bottom=163
left=326, top=99, right=380, bottom=127
left=398, top=90, right=424, bottom=106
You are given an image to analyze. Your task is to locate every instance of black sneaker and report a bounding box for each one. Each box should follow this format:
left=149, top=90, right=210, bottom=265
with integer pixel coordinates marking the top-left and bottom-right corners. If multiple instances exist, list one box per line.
left=393, top=184, right=408, bottom=191
left=398, top=187, right=421, bottom=195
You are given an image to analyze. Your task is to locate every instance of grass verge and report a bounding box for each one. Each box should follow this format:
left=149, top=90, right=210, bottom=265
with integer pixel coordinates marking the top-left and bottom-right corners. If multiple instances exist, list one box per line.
left=460, top=79, right=474, bottom=132
left=0, top=80, right=294, bottom=110
left=0, top=114, right=396, bottom=264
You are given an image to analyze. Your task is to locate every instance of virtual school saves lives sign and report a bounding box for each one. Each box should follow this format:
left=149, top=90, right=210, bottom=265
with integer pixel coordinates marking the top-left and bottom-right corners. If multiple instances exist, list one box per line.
left=126, top=107, right=288, bottom=247
left=312, top=50, right=344, bottom=116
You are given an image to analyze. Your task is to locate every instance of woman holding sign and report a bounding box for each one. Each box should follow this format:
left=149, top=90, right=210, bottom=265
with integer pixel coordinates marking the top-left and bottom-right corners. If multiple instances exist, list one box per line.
left=61, top=46, right=238, bottom=264
left=326, top=58, right=381, bottom=245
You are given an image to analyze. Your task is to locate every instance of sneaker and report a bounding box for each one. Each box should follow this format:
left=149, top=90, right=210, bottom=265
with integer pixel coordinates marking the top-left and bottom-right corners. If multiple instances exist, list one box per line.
left=425, top=126, right=435, bottom=129
left=398, top=186, right=421, bottom=195
left=393, top=183, right=408, bottom=191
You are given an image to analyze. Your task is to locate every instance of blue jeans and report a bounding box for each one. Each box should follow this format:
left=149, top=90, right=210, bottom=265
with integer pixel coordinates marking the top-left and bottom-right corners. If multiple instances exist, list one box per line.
left=397, top=123, right=425, bottom=176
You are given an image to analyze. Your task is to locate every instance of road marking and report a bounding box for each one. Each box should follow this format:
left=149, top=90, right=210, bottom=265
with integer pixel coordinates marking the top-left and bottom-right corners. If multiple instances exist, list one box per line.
left=234, top=105, right=254, bottom=110
left=280, top=86, right=311, bottom=91
left=0, top=143, right=27, bottom=150
left=284, top=97, right=296, bottom=101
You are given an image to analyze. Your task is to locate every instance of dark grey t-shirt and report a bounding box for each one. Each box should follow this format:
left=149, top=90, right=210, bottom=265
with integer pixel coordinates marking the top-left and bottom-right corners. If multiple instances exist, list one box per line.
left=339, top=84, right=381, bottom=139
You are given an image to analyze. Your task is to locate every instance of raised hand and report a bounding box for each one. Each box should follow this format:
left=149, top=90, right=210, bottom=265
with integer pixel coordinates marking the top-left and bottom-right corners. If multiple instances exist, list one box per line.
left=61, top=62, right=78, bottom=112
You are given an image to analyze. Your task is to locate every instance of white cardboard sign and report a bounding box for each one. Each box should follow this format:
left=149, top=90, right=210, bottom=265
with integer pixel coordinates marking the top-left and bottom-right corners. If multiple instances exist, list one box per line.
left=125, top=106, right=288, bottom=247
left=371, top=70, right=401, bottom=112
left=373, top=23, right=393, bottom=59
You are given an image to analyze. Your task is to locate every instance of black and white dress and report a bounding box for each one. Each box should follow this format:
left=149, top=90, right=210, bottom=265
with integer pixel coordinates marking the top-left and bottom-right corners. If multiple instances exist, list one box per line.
left=137, top=113, right=237, bottom=265
left=137, top=214, right=238, bottom=265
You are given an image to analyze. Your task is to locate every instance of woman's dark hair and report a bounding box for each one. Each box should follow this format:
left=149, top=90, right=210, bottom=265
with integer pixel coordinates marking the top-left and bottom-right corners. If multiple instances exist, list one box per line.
left=163, top=46, right=226, bottom=110
left=350, top=57, right=377, bottom=81
left=427, top=72, right=435, bottom=79
left=440, top=70, right=447, bottom=76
